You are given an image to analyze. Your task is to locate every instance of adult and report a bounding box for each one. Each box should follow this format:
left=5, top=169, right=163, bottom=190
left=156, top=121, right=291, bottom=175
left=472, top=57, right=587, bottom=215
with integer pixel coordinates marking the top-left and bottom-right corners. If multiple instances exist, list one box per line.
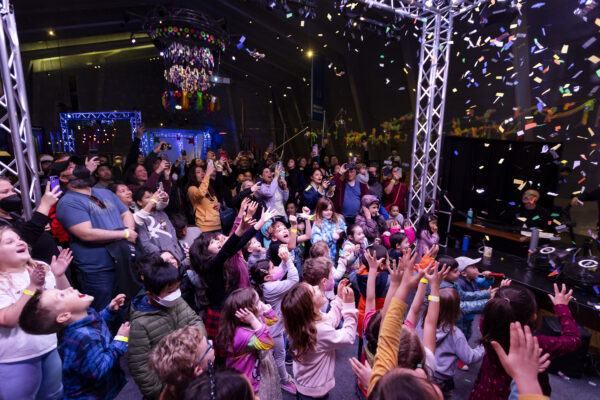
left=38, top=154, right=54, bottom=187
left=187, top=162, right=222, bottom=232
left=302, top=168, right=334, bottom=212
left=367, top=165, right=383, bottom=199
left=387, top=148, right=402, bottom=166
left=382, top=166, right=408, bottom=213
left=125, top=140, right=172, bottom=195
left=0, top=227, right=71, bottom=400
left=285, top=158, right=304, bottom=201
left=93, top=163, right=113, bottom=189
left=108, top=182, right=134, bottom=212
left=505, top=189, right=552, bottom=230
left=0, top=177, right=60, bottom=264
left=255, top=165, right=289, bottom=220
left=571, top=187, right=600, bottom=231
left=56, top=164, right=138, bottom=310
left=332, top=163, right=370, bottom=225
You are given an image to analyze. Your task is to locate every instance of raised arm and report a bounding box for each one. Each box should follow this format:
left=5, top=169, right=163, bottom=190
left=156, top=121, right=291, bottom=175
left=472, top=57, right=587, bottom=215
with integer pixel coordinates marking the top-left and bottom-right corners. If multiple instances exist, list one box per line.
left=422, top=264, right=450, bottom=354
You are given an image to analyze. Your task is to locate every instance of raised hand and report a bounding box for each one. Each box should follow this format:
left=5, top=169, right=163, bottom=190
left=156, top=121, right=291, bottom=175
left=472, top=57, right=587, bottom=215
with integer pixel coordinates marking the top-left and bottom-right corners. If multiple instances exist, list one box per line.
left=109, top=294, right=126, bottom=311
left=349, top=357, right=372, bottom=390
left=135, top=126, right=146, bottom=139
left=288, top=215, right=298, bottom=227
left=426, top=263, right=449, bottom=289
left=386, top=258, right=403, bottom=287
left=278, top=246, right=290, bottom=262
left=364, top=249, right=384, bottom=272
left=250, top=182, right=262, bottom=193
left=339, top=164, right=348, bottom=176
left=235, top=307, right=261, bottom=329
left=26, top=263, right=46, bottom=289
left=337, top=279, right=354, bottom=303
left=38, top=182, right=62, bottom=212
left=117, top=322, right=130, bottom=338
left=426, top=244, right=439, bottom=259
left=247, top=200, right=259, bottom=217
left=500, top=278, right=512, bottom=287
left=85, top=156, right=100, bottom=174
left=205, top=160, right=216, bottom=177
left=153, top=141, right=167, bottom=154
left=399, top=249, right=423, bottom=292
left=50, top=248, right=73, bottom=277
left=548, top=283, right=573, bottom=306
left=362, top=206, right=371, bottom=220
left=259, top=208, right=276, bottom=223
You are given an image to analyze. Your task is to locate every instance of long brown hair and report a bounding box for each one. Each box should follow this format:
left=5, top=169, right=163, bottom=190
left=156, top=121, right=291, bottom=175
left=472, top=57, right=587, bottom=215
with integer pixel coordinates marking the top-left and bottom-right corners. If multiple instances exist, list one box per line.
left=422, top=287, right=461, bottom=333
left=216, top=287, right=259, bottom=354
left=314, top=197, right=342, bottom=229
left=281, top=283, right=319, bottom=361
left=187, top=165, right=217, bottom=199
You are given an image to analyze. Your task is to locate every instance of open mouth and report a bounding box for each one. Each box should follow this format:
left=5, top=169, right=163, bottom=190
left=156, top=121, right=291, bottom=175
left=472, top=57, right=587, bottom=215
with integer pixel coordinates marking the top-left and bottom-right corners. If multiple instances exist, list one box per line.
left=78, top=293, right=86, bottom=298
left=16, top=247, right=27, bottom=254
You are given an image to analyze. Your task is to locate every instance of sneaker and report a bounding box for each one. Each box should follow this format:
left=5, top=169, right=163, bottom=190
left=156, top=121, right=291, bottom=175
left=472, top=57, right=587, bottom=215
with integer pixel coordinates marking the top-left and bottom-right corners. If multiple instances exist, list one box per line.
left=281, top=377, right=297, bottom=395
left=285, top=353, right=293, bottom=366
left=458, top=360, right=469, bottom=371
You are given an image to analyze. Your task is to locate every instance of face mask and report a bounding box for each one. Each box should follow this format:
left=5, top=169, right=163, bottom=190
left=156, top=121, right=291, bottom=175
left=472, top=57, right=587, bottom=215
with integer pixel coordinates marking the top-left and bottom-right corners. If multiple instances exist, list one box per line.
left=326, top=277, right=335, bottom=292
left=271, top=266, right=285, bottom=281
left=0, top=194, right=22, bottom=213
left=171, top=173, right=178, bottom=182
left=155, top=289, right=181, bottom=308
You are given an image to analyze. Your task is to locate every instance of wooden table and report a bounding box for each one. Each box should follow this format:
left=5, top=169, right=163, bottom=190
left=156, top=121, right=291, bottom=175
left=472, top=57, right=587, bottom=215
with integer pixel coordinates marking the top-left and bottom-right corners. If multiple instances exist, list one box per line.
left=452, top=221, right=529, bottom=243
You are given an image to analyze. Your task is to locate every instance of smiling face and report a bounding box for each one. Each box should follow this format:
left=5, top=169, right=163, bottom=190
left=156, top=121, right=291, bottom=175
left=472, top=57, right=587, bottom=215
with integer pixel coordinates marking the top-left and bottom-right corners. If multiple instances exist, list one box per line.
left=311, top=169, right=323, bottom=185
left=115, top=184, right=133, bottom=206
left=350, top=226, right=365, bottom=244
left=261, top=168, right=273, bottom=184
left=368, top=202, right=379, bottom=216
left=0, top=229, right=30, bottom=271
left=321, top=204, right=334, bottom=220
left=134, top=165, right=148, bottom=182
left=41, top=287, right=94, bottom=319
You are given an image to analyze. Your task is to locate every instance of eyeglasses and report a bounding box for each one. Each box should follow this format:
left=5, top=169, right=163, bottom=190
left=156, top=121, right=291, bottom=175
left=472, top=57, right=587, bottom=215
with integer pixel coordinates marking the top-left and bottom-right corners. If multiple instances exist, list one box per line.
left=199, top=337, right=213, bottom=363
left=89, top=195, right=106, bottom=209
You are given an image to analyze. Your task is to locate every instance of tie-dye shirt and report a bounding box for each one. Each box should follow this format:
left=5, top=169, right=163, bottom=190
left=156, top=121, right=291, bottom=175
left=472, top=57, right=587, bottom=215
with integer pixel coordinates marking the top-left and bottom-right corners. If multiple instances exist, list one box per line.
left=225, top=308, right=278, bottom=392
left=311, top=217, right=347, bottom=260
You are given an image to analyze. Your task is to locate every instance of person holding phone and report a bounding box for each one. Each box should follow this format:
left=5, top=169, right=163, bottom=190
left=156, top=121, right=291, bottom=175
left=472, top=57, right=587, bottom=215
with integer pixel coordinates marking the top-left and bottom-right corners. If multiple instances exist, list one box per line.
left=331, top=163, right=370, bottom=225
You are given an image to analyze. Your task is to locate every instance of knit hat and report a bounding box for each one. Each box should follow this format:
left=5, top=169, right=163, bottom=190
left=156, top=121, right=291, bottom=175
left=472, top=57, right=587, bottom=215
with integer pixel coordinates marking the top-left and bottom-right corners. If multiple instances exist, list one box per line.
left=456, top=256, right=481, bottom=272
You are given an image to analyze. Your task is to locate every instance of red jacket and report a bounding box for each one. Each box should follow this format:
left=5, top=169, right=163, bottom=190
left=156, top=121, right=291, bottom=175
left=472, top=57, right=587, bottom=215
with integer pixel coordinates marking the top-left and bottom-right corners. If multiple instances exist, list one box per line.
left=331, top=173, right=369, bottom=215
left=49, top=204, right=69, bottom=244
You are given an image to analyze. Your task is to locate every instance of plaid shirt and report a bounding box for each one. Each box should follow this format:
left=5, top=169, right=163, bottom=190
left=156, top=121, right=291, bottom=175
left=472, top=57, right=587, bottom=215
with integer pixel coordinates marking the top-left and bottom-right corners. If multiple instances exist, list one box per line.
left=58, top=307, right=128, bottom=400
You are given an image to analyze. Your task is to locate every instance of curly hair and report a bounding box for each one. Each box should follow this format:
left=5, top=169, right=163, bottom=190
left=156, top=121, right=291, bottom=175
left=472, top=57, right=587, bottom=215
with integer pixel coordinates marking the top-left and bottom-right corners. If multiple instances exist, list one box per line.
left=149, top=325, right=207, bottom=395
left=281, top=283, right=320, bottom=361
left=215, top=287, right=259, bottom=354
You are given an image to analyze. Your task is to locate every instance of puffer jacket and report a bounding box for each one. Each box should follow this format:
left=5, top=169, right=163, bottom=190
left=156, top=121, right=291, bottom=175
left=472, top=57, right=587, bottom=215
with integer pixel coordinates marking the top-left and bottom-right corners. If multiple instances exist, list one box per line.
left=440, top=280, right=490, bottom=315
left=128, top=295, right=206, bottom=399
left=188, top=173, right=221, bottom=232
left=355, top=195, right=387, bottom=243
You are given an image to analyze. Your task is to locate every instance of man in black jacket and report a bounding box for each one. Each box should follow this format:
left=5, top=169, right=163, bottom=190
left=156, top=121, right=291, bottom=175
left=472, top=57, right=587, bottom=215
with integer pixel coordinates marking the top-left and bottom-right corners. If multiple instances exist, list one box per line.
left=0, top=176, right=61, bottom=263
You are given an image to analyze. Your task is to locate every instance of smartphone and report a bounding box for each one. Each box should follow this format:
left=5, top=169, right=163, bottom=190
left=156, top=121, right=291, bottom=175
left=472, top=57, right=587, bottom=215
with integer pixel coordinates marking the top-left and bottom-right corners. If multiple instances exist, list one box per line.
left=277, top=161, right=282, bottom=169
left=219, top=150, right=226, bottom=158
left=158, top=181, right=164, bottom=191
left=208, top=159, right=214, bottom=167
left=49, top=176, right=60, bottom=193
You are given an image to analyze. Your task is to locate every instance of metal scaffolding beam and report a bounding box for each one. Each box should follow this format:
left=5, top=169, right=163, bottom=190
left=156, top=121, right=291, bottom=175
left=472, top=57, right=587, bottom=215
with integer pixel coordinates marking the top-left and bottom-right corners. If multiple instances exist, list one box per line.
left=358, top=0, right=483, bottom=222
left=0, top=1, right=41, bottom=219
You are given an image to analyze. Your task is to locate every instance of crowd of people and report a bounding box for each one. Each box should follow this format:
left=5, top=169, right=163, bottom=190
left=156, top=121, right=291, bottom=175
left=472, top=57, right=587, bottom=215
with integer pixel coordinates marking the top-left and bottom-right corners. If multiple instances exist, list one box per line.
left=0, top=128, right=582, bottom=400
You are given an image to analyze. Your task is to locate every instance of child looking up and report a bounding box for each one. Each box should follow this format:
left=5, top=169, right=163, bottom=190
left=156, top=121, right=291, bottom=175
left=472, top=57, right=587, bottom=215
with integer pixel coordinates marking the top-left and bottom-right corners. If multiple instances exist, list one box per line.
left=19, top=291, right=130, bottom=400
left=250, top=249, right=299, bottom=395
left=216, top=287, right=278, bottom=394
left=282, top=280, right=358, bottom=399
left=355, top=195, right=387, bottom=244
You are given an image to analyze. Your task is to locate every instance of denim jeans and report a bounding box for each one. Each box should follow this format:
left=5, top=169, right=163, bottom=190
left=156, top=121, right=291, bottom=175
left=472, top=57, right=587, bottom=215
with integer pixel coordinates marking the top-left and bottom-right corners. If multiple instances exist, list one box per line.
left=76, top=268, right=115, bottom=310
left=457, top=317, right=474, bottom=341
left=0, top=348, right=63, bottom=400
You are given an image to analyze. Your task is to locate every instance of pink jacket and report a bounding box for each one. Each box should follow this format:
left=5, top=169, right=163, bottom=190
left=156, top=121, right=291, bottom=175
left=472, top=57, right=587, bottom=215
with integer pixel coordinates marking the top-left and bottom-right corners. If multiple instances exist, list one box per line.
left=381, top=226, right=416, bottom=248
left=292, top=298, right=358, bottom=397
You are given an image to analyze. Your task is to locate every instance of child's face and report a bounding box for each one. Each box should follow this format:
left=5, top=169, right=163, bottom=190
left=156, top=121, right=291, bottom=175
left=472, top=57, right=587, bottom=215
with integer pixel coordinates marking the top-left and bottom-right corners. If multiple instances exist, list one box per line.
left=322, top=205, right=333, bottom=220
left=41, top=287, right=93, bottom=320
left=445, top=267, right=460, bottom=282
left=247, top=237, right=263, bottom=254
left=286, top=203, right=298, bottom=216
left=350, top=226, right=365, bottom=244
left=398, top=238, right=410, bottom=251
left=207, top=235, right=226, bottom=255
left=272, top=224, right=290, bottom=243
left=429, top=220, right=438, bottom=232
left=368, top=203, right=379, bottom=216
left=390, top=206, right=400, bottom=218
left=463, top=265, right=480, bottom=280
left=359, top=166, right=367, bottom=174
left=310, top=284, right=328, bottom=310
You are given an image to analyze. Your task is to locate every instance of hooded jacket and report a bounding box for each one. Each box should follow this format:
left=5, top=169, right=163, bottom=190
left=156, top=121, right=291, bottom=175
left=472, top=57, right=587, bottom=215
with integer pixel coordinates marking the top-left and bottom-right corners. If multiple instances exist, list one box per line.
left=128, top=295, right=206, bottom=399
left=355, top=195, right=387, bottom=243
left=428, top=325, right=485, bottom=382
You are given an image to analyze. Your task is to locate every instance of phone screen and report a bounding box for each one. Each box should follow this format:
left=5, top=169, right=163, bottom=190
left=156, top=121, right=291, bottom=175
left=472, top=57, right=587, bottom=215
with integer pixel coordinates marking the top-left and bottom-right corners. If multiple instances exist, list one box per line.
left=49, top=176, right=60, bottom=193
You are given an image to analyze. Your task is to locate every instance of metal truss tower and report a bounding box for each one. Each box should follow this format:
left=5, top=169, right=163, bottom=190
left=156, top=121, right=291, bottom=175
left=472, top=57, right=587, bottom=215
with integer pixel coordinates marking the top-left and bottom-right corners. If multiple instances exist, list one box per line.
left=0, top=1, right=40, bottom=219
left=360, top=0, right=483, bottom=221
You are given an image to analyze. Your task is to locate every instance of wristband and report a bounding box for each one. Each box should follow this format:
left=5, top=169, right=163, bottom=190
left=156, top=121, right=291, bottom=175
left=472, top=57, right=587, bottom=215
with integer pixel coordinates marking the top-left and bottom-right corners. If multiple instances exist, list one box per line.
left=114, top=335, right=129, bottom=343
left=150, top=198, right=158, bottom=204
left=124, top=229, right=130, bottom=239
left=391, top=179, right=396, bottom=183
left=290, top=229, right=298, bottom=233
left=420, top=278, right=429, bottom=284
left=23, top=289, right=36, bottom=296
left=428, top=295, right=440, bottom=303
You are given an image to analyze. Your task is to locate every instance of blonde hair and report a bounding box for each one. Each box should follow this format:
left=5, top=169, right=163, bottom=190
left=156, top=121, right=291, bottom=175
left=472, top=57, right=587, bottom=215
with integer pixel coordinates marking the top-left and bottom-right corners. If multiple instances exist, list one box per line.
left=0, top=226, right=40, bottom=291
left=149, top=326, right=206, bottom=390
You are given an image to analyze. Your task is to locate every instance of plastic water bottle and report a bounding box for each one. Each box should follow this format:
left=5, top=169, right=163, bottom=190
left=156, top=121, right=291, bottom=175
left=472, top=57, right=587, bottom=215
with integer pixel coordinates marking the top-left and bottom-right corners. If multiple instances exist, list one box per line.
left=466, top=208, right=473, bottom=226
left=462, top=235, right=470, bottom=252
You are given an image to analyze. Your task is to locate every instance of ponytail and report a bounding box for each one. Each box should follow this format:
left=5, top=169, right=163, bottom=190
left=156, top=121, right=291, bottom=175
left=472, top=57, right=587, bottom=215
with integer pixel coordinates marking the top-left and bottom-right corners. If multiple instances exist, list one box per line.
left=249, top=259, right=271, bottom=299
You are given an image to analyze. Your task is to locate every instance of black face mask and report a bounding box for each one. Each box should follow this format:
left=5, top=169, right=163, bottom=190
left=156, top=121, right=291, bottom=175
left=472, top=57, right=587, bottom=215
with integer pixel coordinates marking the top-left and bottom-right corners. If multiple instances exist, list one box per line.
left=0, top=194, right=22, bottom=213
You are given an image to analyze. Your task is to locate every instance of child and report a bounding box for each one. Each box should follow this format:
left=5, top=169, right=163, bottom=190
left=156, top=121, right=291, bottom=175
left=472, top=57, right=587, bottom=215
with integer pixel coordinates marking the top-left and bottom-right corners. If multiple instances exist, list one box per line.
left=426, top=287, right=485, bottom=398
left=302, top=256, right=336, bottom=312
left=149, top=325, right=215, bottom=400
left=216, top=287, right=278, bottom=394
left=128, top=257, right=207, bottom=399
left=470, top=284, right=581, bottom=400
left=133, top=187, right=184, bottom=263
left=356, top=164, right=369, bottom=185
left=281, top=280, right=358, bottom=399
left=311, top=197, right=347, bottom=261
left=348, top=245, right=390, bottom=353
left=266, top=212, right=311, bottom=266
left=19, top=290, right=130, bottom=400
left=355, top=195, right=387, bottom=244
left=309, top=240, right=330, bottom=259
left=245, top=237, right=268, bottom=267
left=249, top=250, right=299, bottom=395
left=455, top=256, right=494, bottom=341
left=184, top=368, right=257, bottom=400
left=335, top=224, right=368, bottom=281
left=189, top=203, right=274, bottom=339
left=388, top=204, right=405, bottom=225
left=387, top=228, right=415, bottom=263
left=416, top=213, right=439, bottom=260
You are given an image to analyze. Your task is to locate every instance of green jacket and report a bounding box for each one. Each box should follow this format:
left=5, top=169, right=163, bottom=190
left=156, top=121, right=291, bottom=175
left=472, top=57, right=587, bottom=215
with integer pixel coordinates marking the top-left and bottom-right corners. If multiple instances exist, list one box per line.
left=128, top=295, right=206, bottom=399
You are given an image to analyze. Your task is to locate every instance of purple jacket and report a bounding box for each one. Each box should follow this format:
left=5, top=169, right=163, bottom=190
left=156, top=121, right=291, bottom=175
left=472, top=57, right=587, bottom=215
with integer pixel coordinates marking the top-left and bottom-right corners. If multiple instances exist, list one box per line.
left=416, top=230, right=439, bottom=260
